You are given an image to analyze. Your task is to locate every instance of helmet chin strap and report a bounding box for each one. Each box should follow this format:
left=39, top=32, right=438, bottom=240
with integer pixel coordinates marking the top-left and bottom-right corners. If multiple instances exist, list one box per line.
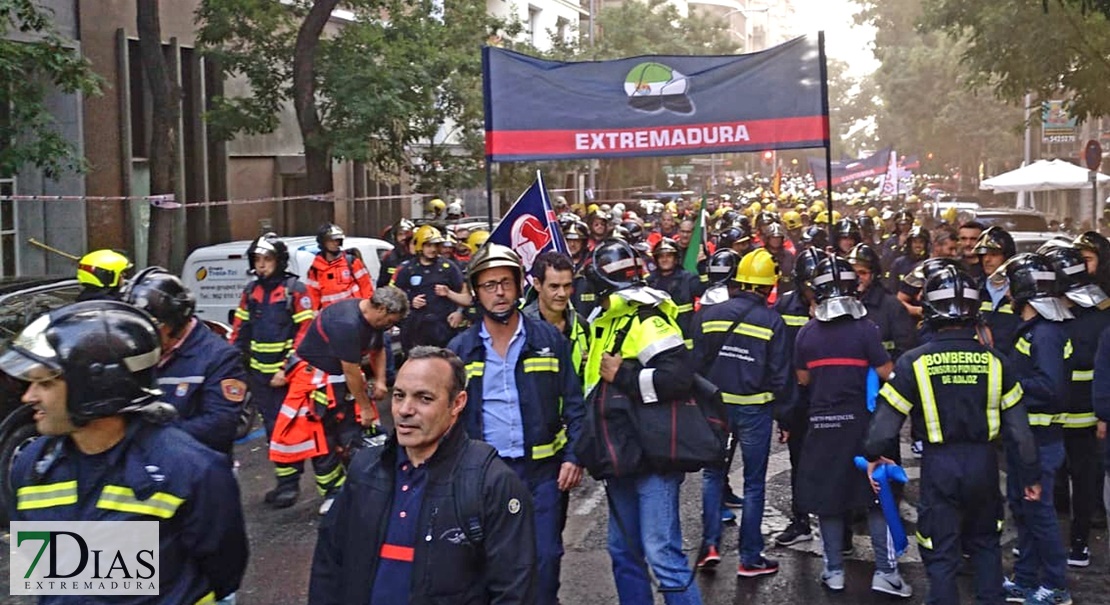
left=481, top=304, right=515, bottom=324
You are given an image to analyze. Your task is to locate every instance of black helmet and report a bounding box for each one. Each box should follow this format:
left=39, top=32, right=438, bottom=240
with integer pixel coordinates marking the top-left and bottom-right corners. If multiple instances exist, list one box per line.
left=846, top=243, right=882, bottom=274
left=755, top=211, right=780, bottom=232
left=736, top=214, right=753, bottom=232
left=652, top=237, right=681, bottom=259
left=801, top=224, right=829, bottom=250
left=793, top=247, right=829, bottom=287
left=622, top=221, right=645, bottom=243
left=587, top=239, right=644, bottom=296
left=121, top=267, right=197, bottom=335
left=706, top=249, right=741, bottom=284
left=894, top=209, right=914, bottom=225
left=763, top=222, right=787, bottom=241
left=810, top=256, right=859, bottom=303
left=921, top=266, right=980, bottom=326
left=904, top=257, right=963, bottom=291
left=974, top=226, right=1016, bottom=258
left=316, top=223, right=345, bottom=247
left=1041, top=244, right=1091, bottom=290
left=717, top=226, right=751, bottom=250
left=0, top=301, right=163, bottom=426
left=835, top=218, right=862, bottom=244
left=247, top=232, right=290, bottom=274
left=1074, top=230, right=1110, bottom=268
left=1004, top=253, right=1061, bottom=304
left=558, top=212, right=580, bottom=233
left=563, top=220, right=589, bottom=241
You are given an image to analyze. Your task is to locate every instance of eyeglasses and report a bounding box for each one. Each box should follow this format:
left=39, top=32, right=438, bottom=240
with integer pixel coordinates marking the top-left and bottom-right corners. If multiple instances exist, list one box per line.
left=477, top=278, right=515, bottom=293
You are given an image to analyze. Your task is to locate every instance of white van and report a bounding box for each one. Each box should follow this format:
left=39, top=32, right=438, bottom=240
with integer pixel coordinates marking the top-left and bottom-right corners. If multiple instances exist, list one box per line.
left=182, top=236, right=393, bottom=324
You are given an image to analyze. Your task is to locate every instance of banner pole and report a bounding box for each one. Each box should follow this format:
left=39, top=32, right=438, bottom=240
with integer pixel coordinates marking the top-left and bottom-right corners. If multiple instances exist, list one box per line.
left=486, top=159, right=494, bottom=230
left=817, top=30, right=835, bottom=247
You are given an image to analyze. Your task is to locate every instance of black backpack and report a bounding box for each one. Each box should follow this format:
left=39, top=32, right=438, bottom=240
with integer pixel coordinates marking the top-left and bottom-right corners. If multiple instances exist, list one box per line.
left=452, top=440, right=498, bottom=547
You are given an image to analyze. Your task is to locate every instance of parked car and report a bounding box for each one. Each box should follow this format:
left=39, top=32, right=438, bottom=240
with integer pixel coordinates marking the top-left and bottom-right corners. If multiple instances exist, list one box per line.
left=972, top=208, right=1050, bottom=232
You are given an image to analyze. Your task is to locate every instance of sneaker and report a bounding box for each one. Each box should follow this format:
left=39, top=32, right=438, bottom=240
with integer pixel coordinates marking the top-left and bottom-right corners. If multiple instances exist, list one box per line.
left=871, top=570, right=912, bottom=598
left=911, top=440, right=924, bottom=458
left=1066, top=544, right=1090, bottom=568
left=722, top=508, right=737, bottom=524
left=724, top=491, right=745, bottom=509
left=265, top=486, right=299, bottom=509
left=696, top=544, right=722, bottom=570
left=775, top=520, right=813, bottom=546
left=737, top=556, right=779, bottom=577
left=1024, top=586, right=1073, bottom=605
left=1004, top=578, right=1033, bottom=603
left=318, top=496, right=336, bottom=516
left=820, top=568, right=845, bottom=591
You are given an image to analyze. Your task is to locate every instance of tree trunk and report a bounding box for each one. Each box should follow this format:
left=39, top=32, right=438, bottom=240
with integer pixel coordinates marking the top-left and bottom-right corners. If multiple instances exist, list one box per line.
left=137, top=0, right=180, bottom=268
left=293, top=0, right=339, bottom=196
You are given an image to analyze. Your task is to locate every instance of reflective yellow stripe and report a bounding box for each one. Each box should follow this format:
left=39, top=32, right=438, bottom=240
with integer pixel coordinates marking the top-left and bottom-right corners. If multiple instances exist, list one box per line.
left=1056, top=412, right=1098, bottom=428
left=251, top=340, right=293, bottom=353
left=466, top=361, right=485, bottom=379
left=1015, top=337, right=1032, bottom=356
left=1064, top=339, right=1073, bottom=359
left=96, top=485, right=185, bottom=519
left=979, top=301, right=993, bottom=312
left=721, top=391, right=774, bottom=405
left=684, top=338, right=693, bottom=349
left=17, top=481, right=78, bottom=510
left=250, top=359, right=285, bottom=373
left=523, top=358, right=559, bottom=373
left=997, top=519, right=1004, bottom=532
left=312, top=391, right=330, bottom=405
left=292, top=309, right=315, bottom=323
left=194, top=592, right=216, bottom=605
left=234, top=308, right=250, bottom=321
left=914, top=356, right=944, bottom=443
left=699, top=274, right=709, bottom=283
left=580, top=293, right=596, bottom=301
left=1028, top=413, right=1057, bottom=426
left=275, top=466, right=299, bottom=478
left=915, top=531, right=933, bottom=550
left=986, top=357, right=1002, bottom=440
left=532, top=427, right=568, bottom=459
left=999, top=303, right=1013, bottom=314
left=878, top=382, right=913, bottom=415
left=1000, top=383, right=1023, bottom=411
left=1072, top=369, right=1095, bottom=382
left=675, top=303, right=693, bottom=313
left=882, top=340, right=896, bottom=351
left=734, top=323, right=773, bottom=341
left=782, top=314, right=808, bottom=327
left=702, top=320, right=733, bottom=333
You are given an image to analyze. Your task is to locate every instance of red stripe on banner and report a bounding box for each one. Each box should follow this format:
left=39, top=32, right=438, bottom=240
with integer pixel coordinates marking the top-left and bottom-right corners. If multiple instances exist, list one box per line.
left=486, top=116, right=828, bottom=157
left=380, top=543, right=415, bottom=562
left=807, top=358, right=869, bottom=369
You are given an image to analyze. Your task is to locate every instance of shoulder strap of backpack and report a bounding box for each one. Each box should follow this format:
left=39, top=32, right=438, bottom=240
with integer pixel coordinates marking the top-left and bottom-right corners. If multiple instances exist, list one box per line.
left=282, top=275, right=299, bottom=314
left=452, top=440, right=498, bottom=547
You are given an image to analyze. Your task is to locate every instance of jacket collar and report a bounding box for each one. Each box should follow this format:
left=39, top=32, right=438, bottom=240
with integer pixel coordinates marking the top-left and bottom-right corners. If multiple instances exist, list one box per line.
left=383, top=422, right=468, bottom=478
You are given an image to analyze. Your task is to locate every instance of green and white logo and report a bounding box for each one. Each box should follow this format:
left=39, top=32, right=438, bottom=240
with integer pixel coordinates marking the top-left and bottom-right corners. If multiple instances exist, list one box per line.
left=10, top=521, right=159, bottom=595
left=624, top=62, right=693, bottom=114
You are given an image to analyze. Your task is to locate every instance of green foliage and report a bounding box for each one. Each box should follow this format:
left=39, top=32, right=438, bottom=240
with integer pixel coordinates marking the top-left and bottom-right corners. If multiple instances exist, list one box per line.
left=0, top=0, right=103, bottom=178
left=852, top=0, right=1023, bottom=175
left=920, top=0, right=1110, bottom=121
left=197, top=0, right=511, bottom=192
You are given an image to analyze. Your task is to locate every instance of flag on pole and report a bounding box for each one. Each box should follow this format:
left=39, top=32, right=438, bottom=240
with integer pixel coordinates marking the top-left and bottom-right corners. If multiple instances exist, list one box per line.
left=879, top=149, right=899, bottom=196
left=772, top=167, right=782, bottom=197
left=683, top=205, right=706, bottom=274
left=488, top=171, right=567, bottom=276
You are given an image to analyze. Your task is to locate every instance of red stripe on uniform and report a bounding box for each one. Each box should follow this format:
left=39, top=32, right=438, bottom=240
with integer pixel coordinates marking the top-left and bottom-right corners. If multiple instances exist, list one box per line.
left=807, top=358, right=869, bottom=369
left=486, top=116, right=828, bottom=157
left=379, top=543, right=415, bottom=562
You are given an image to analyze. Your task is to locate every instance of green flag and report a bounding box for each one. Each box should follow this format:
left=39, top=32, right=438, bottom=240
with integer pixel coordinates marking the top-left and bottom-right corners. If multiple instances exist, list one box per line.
left=683, top=205, right=705, bottom=274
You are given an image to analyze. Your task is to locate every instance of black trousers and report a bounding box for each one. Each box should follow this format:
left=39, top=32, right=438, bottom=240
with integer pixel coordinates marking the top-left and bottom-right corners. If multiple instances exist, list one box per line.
left=1057, top=427, right=1100, bottom=547
left=918, top=443, right=1005, bottom=605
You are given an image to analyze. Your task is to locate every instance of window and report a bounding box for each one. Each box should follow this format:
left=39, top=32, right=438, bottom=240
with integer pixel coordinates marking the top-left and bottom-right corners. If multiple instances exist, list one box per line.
left=0, top=178, right=16, bottom=277
left=528, top=6, right=542, bottom=46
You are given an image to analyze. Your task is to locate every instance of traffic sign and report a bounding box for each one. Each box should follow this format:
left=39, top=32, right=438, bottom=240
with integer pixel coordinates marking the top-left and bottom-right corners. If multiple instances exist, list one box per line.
left=1085, top=139, right=1102, bottom=171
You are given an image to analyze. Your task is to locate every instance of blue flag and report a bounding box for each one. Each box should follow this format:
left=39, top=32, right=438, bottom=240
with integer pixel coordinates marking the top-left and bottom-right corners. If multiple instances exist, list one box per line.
left=489, top=171, right=567, bottom=278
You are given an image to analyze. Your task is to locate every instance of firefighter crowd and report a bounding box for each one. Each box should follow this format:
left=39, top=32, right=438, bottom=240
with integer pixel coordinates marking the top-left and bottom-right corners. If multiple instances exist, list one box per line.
left=5, top=176, right=1110, bottom=605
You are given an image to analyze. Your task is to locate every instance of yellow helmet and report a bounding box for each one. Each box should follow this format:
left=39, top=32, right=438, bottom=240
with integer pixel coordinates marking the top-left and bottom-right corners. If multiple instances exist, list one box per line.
left=810, top=200, right=826, bottom=214
left=734, top=248, right=780, bottom=287
left=832, top=210, right=843, bottom=222
left=795, top=203, right=808, bottom=213
left=749, top=201, right=763, bottom=215
left=942, top=206, right=958, bottom=224
left=466, top=229, right=490, bottom=255
left=782, top=210, right=803, bottom=231
left=77, top=249, right=133, bottom=289
left=413, top=225, right=445, bottom=250
left=426, top=197, right=446, bottom=216
left=765, top=202, right=777, bottom=213
left=866, top=206, right=879, bottom=218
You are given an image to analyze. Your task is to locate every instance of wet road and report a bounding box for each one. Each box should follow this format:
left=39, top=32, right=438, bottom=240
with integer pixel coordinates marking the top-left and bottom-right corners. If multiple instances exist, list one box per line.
left=4, top=426, right=1109, bottom=604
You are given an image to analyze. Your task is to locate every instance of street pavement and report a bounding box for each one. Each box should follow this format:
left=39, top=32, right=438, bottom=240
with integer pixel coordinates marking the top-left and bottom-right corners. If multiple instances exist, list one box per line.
left=3, top=423, right=1110, bottom=604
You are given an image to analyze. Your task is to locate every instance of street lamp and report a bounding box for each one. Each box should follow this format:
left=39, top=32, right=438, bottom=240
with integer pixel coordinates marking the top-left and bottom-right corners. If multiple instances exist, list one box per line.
left=720, top=5, right=770, bottom=53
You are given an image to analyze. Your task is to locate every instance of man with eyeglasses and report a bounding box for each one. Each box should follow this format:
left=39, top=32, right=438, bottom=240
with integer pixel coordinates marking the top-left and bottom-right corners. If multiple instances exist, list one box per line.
left=448, top=244, right=586, bottom=605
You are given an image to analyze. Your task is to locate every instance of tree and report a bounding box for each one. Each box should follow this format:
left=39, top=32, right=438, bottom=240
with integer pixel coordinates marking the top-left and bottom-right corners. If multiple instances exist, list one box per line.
left=137, top=0, right=181, bottom=268
left=920, top=0, right=1110, bottom=122
left=197, top=0, right=509, bottom=196
left=852, top=0, right=1024, bottom=182
left=827, top=57, right=879, bottom=158
left=0, top=0, right=102, bottom=178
